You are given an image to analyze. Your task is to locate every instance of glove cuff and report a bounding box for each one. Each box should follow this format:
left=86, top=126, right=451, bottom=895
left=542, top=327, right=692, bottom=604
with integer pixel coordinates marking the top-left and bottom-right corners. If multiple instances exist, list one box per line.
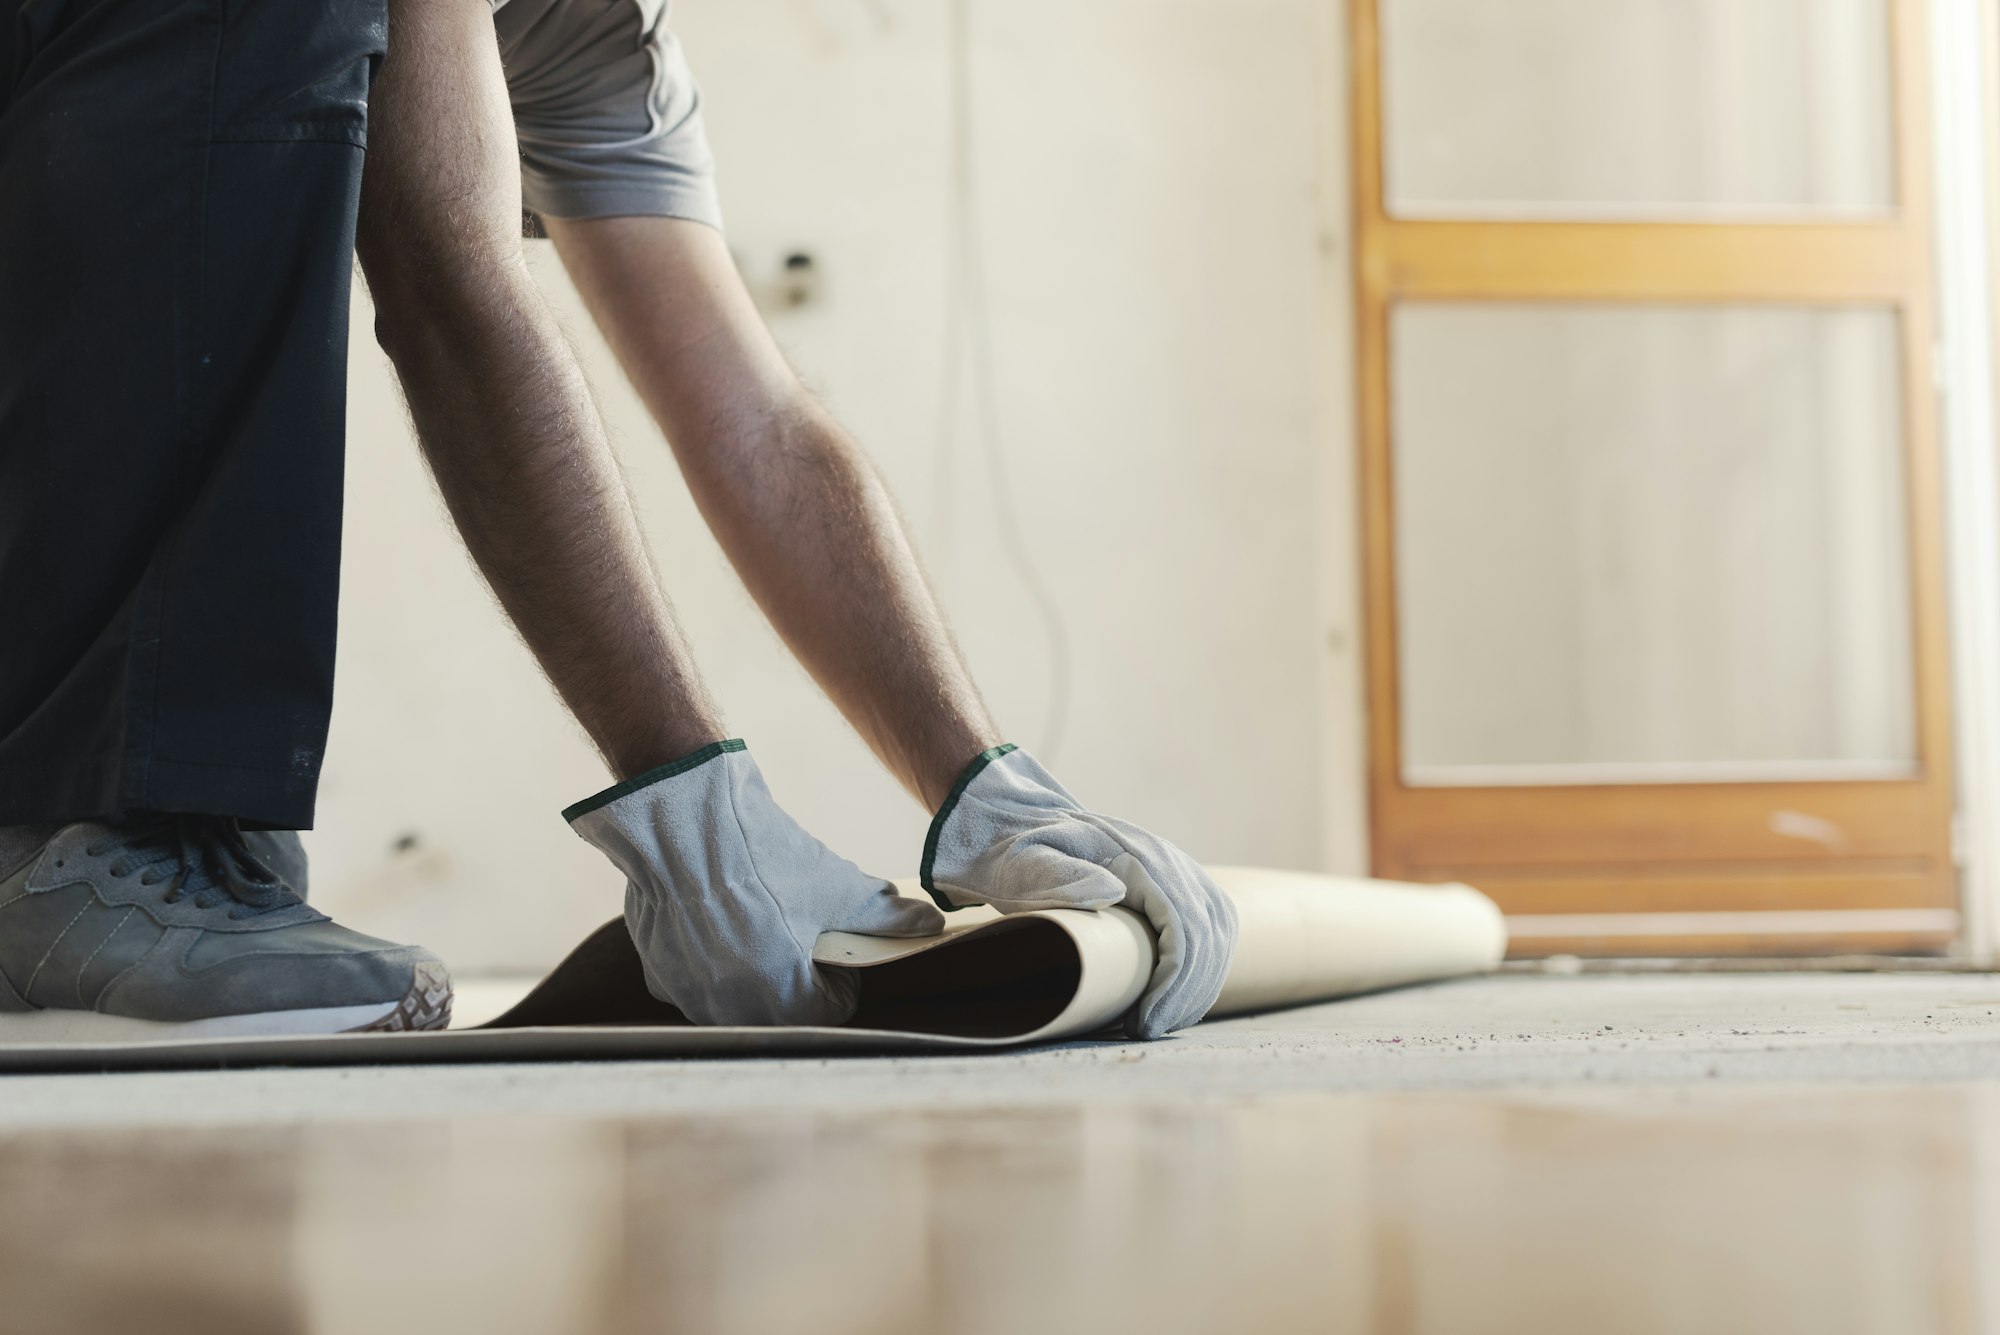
left=918, top=743, right=1020, bottom=907
left=560, top=739, right=748, bottom=824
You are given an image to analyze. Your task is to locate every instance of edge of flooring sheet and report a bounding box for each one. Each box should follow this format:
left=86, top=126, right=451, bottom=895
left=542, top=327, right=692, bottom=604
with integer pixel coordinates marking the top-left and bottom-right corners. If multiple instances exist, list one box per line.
left=0, top=867, right=1507, bottom=1071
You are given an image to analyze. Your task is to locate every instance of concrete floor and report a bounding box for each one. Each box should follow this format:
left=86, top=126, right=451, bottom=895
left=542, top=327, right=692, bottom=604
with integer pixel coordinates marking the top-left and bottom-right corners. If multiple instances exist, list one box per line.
left=4, top=971, right=1999, bottom=1127
left=7, top=974, right=2000, bottom=1335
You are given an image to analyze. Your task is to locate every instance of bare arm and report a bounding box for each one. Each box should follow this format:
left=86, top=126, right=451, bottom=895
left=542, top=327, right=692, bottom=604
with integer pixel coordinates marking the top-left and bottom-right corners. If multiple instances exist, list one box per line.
left=544, top=216, right=1002, bottom=810
left=356, top=0, right=723, bottom=781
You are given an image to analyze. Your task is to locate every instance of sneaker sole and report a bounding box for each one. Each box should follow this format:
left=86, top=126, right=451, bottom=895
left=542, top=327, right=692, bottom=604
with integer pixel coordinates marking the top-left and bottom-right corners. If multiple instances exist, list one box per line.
left=350, top=959, right=454, bottom=1034
left=0, top=961, right=454, bottom=1044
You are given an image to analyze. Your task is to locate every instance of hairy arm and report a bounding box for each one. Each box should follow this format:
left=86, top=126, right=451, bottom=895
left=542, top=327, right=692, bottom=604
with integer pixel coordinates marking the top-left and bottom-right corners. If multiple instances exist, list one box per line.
left=544, top=216, right=1001, bottom=809
left=357, top=1, right=724, bottom=782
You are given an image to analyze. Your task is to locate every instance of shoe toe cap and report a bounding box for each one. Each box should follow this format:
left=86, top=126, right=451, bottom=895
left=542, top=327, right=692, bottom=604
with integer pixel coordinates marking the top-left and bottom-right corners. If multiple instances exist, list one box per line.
left=106, top=925, right=449, bottom=1022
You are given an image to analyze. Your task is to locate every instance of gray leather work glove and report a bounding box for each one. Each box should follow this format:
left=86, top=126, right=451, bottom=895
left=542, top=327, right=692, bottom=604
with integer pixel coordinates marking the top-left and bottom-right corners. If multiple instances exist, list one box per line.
left=565, top=741, right=945, bottom=1026
left=921, top=745, right=1238, bottom=1039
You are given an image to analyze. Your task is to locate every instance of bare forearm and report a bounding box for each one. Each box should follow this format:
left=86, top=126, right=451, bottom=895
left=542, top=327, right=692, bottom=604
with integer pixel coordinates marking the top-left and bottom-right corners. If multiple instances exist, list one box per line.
left=354, top=5, right=722, bottom=782
left=367, top=285, right=725, bottom=779
left=685, top=399, right=999, bottom=809
left=546, top=215, right=1000, bottom=807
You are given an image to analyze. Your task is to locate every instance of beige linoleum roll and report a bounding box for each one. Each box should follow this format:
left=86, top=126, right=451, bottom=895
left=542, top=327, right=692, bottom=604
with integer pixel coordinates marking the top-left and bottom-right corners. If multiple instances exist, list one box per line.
left=814, top=867, right=1508, bottom=1040
left=1203, top=866, right=1508, bottom=1017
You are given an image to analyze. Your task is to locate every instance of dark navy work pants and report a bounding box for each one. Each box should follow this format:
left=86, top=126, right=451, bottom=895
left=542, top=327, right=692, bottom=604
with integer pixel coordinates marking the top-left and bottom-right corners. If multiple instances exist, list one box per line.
left=0, top=0, right=385, bottom=828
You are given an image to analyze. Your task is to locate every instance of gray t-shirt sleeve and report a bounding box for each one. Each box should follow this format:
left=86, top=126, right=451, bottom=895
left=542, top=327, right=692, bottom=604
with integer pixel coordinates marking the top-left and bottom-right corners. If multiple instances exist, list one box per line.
left=492, top=0, right=722, bottom=229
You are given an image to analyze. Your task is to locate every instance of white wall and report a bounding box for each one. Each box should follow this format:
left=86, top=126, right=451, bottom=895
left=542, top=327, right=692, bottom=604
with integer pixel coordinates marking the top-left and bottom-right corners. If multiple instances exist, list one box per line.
left=312, top=0, right=1361, bottom=971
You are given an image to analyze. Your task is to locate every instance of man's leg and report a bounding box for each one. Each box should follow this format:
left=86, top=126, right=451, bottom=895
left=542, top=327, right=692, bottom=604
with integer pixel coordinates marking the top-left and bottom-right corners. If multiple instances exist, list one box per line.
left=0, top=0, right=380, bottom=828
left=0, top=0, right=450, bottom=1036
left=356, top=0, right=722, bottom=781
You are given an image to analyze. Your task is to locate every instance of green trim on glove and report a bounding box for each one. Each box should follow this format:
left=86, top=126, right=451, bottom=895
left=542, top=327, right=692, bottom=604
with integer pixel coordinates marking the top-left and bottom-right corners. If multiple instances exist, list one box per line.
left=561, top=739, right=748, bottom=823
left=918, top=743, right=1019, bottom=908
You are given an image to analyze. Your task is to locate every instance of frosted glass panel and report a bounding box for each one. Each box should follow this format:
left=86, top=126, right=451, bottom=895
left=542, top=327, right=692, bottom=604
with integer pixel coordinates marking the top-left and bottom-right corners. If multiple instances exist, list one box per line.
left=1381, top=0, right=1894, bottom=218
left=1393, top=304, right=1914, bottom=784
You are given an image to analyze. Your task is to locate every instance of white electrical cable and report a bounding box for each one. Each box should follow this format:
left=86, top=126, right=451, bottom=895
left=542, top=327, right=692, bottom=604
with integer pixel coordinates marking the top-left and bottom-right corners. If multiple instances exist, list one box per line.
left=936, top=0, right=1073, bottom=763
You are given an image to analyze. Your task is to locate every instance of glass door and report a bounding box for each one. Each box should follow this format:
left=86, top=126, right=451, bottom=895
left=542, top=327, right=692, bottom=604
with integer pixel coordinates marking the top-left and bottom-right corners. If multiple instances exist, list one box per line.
left=1353, top=0, right=1958, bottom=954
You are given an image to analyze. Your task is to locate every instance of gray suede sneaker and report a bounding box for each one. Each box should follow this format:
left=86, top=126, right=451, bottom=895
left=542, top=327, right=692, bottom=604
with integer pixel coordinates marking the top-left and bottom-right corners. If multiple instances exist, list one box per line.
left=0, top=818, right=450, bottom=1041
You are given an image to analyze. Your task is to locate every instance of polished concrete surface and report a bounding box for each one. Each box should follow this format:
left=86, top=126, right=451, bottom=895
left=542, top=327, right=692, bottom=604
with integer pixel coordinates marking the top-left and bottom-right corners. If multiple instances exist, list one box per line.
left=6, top=975, right=2000, bottom=1334
left=1, top=1084, right=1995, bottom=1334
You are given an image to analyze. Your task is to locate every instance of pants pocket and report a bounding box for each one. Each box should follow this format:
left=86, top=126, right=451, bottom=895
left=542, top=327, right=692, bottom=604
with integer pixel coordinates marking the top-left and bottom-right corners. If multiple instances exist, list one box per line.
left=211, top=0, right=387, bottom=145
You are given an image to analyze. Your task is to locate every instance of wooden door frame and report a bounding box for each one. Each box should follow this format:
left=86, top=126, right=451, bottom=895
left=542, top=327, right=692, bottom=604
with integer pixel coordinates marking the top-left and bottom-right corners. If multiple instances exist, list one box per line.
left=1351, top=0, right=1960, bottom=954
left=1940, top=0, right=2000, bottom=963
